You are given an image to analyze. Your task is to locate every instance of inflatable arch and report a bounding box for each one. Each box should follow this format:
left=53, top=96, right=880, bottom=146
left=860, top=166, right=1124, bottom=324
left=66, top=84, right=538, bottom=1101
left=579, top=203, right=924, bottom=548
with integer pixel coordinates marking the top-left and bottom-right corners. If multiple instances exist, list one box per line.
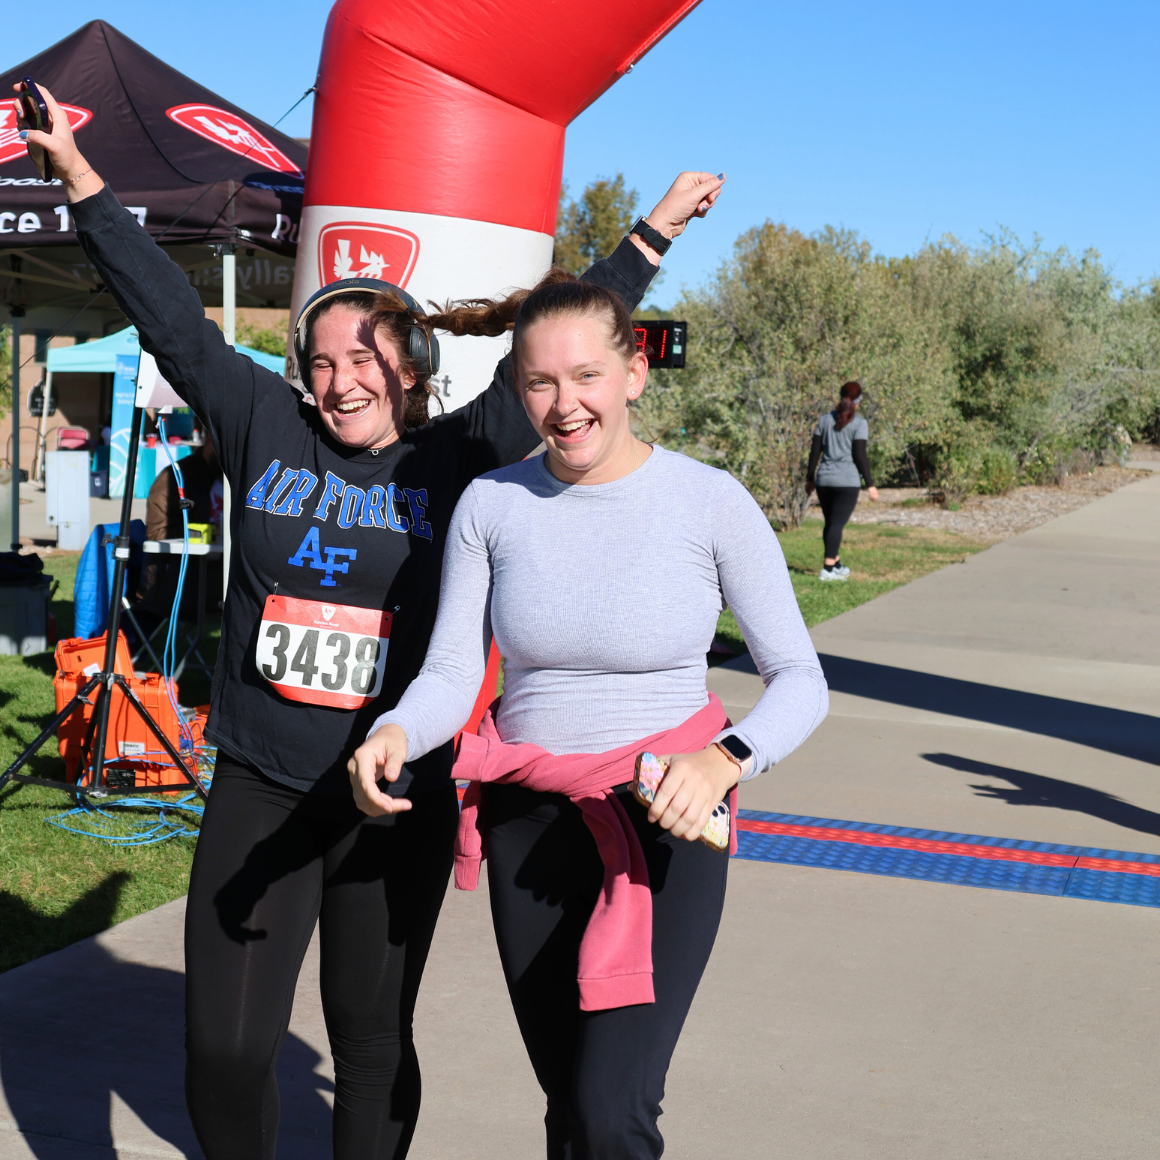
left=289, top=0, right=703, bottom=409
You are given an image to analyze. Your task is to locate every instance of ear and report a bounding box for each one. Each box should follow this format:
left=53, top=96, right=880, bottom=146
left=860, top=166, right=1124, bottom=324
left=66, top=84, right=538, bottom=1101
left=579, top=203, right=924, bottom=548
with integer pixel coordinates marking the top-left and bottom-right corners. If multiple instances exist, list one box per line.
left=625, top=351, right=649, bottom=402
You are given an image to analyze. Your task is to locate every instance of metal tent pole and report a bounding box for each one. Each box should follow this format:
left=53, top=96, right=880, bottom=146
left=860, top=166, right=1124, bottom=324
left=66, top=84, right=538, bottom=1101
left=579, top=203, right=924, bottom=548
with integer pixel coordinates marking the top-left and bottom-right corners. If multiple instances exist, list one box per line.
left=34, top=370, right=52, bottom=483
left=9, top=308, right=23, bottom=550
left=221, top=246, right=235, bottom=600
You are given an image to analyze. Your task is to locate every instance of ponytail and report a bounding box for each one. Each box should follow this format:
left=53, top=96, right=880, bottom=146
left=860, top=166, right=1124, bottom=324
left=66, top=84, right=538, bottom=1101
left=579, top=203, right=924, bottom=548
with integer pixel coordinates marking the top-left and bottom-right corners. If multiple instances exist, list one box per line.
left=834, top=380, right=862, bottom=431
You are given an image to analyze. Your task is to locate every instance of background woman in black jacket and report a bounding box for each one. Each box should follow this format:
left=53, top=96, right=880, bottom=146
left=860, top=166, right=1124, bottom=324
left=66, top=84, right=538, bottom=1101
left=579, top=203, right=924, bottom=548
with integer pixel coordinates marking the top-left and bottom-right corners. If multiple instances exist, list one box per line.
left=17, top=82, right=724, bottom=1160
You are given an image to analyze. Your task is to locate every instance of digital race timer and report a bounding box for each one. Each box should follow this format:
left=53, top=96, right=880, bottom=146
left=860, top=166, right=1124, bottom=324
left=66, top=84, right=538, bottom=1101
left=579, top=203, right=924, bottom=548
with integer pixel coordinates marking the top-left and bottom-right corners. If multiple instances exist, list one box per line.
left=633, top=320, right=687, bottom=369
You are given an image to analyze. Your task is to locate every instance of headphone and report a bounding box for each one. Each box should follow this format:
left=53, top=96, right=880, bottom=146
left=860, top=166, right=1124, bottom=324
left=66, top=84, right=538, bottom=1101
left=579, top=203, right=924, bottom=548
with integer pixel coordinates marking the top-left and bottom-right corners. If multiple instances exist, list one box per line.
left=292, top=277, right=441, bottom=384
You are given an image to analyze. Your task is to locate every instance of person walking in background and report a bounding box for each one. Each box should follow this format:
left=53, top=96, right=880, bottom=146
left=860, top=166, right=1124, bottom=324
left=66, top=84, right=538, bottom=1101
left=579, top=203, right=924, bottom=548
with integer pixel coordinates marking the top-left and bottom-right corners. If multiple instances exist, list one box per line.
left=805, top=380, right=878, bottom=581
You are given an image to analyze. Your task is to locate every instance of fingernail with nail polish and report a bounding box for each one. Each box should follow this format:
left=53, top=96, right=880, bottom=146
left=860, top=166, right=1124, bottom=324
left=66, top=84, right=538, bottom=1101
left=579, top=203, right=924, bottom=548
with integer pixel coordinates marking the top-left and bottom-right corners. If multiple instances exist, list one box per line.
left=19, top=130, right=28, bottom=140
left=716, top=172, right=724, bottom=179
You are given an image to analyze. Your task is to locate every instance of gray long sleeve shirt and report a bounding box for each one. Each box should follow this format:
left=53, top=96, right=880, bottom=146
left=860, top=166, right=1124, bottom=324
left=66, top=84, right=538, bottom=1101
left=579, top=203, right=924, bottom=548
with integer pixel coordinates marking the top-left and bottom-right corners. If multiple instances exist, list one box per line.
left=372, top=446, right=828, bottom=778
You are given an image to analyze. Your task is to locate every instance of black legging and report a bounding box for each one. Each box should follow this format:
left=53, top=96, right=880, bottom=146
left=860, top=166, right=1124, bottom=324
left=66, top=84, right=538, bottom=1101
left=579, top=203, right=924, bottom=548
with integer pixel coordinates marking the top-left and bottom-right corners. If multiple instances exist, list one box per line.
left=485, top=783, right=729, bottom=1160
left=184, top=757, right=459, bottom=1160
left=815, top=485, right=860, bottom=560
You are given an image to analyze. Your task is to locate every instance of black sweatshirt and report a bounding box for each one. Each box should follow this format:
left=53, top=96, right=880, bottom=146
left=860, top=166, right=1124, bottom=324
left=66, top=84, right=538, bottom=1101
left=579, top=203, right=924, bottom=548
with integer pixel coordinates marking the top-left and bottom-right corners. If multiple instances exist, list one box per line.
left=73, top=185, right=657, bottom=795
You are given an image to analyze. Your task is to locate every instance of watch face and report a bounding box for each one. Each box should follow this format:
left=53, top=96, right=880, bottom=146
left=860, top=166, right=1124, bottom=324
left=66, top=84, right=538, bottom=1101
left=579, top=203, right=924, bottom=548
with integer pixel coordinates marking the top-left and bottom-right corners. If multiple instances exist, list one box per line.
left=720, top=734, right=752, bottom=763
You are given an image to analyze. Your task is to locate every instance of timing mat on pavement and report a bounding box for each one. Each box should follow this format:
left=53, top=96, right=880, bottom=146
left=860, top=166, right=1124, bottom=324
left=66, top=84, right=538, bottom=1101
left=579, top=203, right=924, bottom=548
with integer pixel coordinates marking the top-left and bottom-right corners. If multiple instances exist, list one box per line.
left=735, top=809, right=1160, bottom=908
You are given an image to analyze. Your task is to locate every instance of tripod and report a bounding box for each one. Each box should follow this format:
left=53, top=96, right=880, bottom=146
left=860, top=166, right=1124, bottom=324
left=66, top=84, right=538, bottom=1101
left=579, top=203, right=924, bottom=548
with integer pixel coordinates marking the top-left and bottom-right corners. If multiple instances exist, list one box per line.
left=0, top=404, right=207, bottom=803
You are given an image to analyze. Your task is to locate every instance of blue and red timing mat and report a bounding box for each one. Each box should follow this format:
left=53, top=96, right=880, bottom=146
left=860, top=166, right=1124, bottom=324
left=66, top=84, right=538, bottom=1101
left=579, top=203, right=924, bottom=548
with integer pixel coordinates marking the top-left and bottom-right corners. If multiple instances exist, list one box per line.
left=735, top=810, right=1160, bottom=909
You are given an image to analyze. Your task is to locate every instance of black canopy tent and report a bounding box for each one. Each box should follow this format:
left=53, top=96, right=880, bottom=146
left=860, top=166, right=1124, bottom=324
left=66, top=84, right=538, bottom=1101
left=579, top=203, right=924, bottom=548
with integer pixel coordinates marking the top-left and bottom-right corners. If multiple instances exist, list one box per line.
left=1, top=20, right=307, bottom=544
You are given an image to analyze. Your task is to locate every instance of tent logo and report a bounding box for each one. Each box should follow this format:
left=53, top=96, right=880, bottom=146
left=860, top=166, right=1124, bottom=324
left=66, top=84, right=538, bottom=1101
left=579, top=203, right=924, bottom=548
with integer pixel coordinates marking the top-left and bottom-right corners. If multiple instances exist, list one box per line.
left=317, top=223, right=420, bottom=288
left=0, top=104, right=93, bottom=167
left=166, top=104, right=303, bottom=177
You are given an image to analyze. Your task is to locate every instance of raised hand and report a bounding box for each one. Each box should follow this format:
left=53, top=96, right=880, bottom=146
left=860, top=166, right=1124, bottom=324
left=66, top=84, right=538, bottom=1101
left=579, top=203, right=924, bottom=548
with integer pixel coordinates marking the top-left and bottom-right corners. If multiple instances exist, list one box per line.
left=646, top=171, right=727, bottom=239
left=11, top=81, right=103, bottom=201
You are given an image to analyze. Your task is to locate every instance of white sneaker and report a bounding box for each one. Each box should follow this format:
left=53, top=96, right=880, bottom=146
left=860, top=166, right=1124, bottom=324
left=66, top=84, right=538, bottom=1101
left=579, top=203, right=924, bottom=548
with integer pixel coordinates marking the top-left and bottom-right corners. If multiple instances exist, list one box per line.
left=832, top=564, right=851, bottom=577
left=819, top=567, right=848, bottom=582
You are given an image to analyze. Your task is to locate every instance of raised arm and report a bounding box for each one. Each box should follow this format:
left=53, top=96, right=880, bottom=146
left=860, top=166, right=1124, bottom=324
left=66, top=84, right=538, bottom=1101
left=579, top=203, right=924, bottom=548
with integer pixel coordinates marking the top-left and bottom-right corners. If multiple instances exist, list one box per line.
left=348, top=482, right=494, bottom=814
left=443, top=171, right=728, bottom=481
left=13, top=83, right=288, bottom=481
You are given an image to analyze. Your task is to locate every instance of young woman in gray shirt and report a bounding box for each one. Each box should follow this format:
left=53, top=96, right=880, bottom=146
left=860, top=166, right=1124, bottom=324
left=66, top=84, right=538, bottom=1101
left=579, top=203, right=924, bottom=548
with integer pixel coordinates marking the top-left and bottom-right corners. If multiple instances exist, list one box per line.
left=350, top=270, right=828, bottom=1157
left=806, top=380, right=879, bottom=580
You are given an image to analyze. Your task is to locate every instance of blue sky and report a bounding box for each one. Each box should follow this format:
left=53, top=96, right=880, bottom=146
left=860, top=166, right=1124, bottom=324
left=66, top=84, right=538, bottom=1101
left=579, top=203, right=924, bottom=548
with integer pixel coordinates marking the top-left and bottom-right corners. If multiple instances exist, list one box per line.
left=11, top=1, right=1159, bottom=306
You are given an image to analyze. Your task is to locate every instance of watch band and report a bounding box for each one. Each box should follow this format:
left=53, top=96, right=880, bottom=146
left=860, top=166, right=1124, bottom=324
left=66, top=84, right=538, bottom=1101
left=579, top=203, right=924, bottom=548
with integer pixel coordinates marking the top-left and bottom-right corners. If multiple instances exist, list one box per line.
left=629, top=216, right=672, bottom=256
left=714, top=742, right=752, bottom=780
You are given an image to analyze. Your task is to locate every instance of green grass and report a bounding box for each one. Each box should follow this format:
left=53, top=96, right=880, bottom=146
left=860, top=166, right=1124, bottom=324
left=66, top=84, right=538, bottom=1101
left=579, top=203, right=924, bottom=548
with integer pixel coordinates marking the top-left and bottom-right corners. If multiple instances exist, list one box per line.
left=713, top=519, right=989, bottom=653
left=0, top=552, right=208, bottom=973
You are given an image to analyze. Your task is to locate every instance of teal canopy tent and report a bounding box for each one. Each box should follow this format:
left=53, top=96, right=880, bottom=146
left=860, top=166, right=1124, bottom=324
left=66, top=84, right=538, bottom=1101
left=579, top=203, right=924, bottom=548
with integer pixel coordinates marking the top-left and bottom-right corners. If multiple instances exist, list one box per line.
left=46, top=327, right=283, bottom=374
left=45, top=327, right=283, bottom=496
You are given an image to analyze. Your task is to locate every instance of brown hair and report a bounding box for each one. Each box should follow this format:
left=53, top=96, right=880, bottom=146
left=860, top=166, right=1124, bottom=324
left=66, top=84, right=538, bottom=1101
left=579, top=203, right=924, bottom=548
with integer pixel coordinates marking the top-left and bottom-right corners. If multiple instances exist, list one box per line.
left=306, top=270, right=639, bottom=427
left=834, top=380, right=863, bottom=431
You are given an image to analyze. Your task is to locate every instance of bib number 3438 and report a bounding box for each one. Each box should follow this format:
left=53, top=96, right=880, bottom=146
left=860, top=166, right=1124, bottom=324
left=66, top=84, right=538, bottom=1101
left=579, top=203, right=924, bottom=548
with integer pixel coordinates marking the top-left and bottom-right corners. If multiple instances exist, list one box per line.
left=256, top=595, right=391, bottom=710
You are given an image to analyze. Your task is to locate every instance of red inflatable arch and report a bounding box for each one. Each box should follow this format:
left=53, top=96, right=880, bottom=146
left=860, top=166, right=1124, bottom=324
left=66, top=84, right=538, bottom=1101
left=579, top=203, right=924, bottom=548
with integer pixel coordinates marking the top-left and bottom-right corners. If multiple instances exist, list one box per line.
left=289, top=0, right=703, bottom=407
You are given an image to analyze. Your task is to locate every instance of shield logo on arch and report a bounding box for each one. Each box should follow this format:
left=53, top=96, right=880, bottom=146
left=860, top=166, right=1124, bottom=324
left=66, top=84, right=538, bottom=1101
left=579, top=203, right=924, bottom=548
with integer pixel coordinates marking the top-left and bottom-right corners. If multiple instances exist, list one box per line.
left=318, top=223, right=420, bottom=288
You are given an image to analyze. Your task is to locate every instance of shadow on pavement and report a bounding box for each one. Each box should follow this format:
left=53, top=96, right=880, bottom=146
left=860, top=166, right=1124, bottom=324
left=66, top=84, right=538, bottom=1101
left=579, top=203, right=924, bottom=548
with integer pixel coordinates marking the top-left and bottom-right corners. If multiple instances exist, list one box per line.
left=0, top=879, right=333, bottom=1159
left=923, top=752, right=1160, bottom=843
left=816, top=654, right=1160, bottom=766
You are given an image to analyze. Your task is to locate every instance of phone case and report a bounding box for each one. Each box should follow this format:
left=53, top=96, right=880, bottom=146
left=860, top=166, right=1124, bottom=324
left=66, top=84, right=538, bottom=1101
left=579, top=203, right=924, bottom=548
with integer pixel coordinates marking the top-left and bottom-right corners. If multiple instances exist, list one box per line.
left=699, top=801, right=731, bottom=852
left=20, top=78, right=53, bottom=182
left=632, top=751, right=667, bottom=807
left=632, top=751, right=730, bottom=853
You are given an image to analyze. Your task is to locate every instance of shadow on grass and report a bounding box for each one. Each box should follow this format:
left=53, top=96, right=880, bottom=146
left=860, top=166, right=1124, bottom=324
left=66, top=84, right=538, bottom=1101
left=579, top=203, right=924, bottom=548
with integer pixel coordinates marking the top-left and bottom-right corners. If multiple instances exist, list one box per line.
left=0, top=871, right=131, bottom=974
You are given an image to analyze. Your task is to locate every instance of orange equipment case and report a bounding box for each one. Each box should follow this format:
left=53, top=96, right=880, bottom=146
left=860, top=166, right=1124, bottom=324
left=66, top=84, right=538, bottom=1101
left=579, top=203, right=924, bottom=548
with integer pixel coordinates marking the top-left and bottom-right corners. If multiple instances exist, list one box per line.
left=52, top=631, right=201, bottom=788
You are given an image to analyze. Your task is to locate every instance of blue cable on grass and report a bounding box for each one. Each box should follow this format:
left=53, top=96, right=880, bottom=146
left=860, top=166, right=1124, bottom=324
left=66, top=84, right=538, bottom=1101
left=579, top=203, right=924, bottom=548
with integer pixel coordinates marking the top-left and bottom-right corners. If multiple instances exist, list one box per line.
left=45, top=422, right=213, bottom=846
left=47, top=793, right=204, bottom=846
left=156, top=418, right=197, bottom=756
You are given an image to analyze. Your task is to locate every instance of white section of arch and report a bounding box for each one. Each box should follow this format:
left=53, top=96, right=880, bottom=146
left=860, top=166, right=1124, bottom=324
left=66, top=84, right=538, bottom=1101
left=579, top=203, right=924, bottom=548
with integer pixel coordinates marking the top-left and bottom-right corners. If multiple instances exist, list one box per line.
left=287, top=204, right=554, bottom=414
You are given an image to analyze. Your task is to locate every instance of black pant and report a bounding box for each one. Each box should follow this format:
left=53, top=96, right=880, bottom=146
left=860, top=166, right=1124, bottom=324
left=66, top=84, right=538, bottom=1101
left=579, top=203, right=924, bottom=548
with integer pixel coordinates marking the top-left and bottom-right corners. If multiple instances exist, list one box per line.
left=184, top=757, right=458, bottom=1160
left=815, top=485, right=860, bottom=560
left=486, top=784, right=729, bottom=1160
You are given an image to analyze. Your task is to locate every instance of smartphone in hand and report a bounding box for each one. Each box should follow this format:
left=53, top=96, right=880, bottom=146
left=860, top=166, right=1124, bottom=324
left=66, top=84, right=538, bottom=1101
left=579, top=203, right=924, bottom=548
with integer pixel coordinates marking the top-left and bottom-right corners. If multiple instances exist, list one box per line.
left=632, top=751, right=730, bottom=852
left=19, top=78, right=53, bottom=182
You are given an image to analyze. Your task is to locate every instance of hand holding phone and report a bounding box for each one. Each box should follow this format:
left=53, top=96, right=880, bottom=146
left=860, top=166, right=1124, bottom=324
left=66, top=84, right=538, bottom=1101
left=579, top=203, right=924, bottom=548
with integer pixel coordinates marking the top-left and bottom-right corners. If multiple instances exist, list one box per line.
left=632, top=751, right=730, bottom=852
left=18, top=78, right=53, bottom=182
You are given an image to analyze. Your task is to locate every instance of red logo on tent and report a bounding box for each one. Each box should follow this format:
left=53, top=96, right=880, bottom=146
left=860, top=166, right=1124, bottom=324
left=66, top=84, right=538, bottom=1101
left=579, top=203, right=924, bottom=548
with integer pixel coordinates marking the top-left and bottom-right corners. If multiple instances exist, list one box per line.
left=318, top=223, right=420, bottom=287
left=0, top=104, right=93, bottom=167
left=165, top=104, right=302, bottom=176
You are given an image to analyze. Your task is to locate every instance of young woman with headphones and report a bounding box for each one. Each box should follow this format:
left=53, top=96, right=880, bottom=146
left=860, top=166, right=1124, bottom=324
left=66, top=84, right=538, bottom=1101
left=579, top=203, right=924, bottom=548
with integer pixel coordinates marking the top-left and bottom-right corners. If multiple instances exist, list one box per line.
left=16, top=83, right=725, bottom=1160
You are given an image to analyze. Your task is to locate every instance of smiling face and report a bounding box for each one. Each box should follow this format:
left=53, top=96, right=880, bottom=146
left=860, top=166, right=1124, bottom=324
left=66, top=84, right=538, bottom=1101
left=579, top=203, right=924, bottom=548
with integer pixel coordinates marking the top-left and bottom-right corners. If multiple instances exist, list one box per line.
left=307, top=304, right=411, bottom=449
left=517, top=309, right=650, bottom=486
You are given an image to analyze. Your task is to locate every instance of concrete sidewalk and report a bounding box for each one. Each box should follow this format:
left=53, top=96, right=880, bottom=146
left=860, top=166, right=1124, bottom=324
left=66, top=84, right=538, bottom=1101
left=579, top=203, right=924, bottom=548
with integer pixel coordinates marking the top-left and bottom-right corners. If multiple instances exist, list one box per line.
left=2, top=475, right=1159, bottom=1158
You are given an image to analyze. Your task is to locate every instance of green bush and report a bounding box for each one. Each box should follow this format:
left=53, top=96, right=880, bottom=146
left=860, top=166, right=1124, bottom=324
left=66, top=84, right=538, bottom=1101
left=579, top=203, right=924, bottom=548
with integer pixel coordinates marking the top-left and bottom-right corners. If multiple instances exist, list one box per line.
left=978, top=448, right=1019, bottom=495
left=633, top=219, right=1160, bottom=522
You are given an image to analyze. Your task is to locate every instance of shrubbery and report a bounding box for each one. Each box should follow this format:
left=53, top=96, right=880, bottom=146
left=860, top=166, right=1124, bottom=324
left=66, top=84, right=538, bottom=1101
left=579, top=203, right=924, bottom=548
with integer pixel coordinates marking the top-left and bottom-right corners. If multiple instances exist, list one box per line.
left=635, top=222, right=1160, bottom=525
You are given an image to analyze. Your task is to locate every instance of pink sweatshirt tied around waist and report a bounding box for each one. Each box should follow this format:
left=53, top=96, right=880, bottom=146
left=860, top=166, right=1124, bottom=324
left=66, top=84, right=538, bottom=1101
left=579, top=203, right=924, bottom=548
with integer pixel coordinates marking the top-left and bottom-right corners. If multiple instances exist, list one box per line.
left=453, top=694, right=732, bottom=1012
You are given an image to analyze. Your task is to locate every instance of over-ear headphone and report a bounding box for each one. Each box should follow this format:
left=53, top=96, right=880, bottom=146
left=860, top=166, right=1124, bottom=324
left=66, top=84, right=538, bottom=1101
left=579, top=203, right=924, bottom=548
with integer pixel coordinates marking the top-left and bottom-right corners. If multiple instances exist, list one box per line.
left=292, top=277, right=441, bottom=383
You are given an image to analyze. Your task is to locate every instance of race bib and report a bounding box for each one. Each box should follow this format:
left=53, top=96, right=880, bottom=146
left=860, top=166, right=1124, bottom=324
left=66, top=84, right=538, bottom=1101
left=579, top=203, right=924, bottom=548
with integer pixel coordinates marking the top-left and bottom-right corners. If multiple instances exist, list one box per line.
left=256, top=595, right=391, bottom=710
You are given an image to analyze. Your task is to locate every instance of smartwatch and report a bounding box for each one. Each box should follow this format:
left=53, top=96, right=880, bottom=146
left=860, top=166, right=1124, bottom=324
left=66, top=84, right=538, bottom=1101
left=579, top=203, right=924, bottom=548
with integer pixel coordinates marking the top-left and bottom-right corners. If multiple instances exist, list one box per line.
left=714, top=734, right=753, bottom=779
left=629, top=217, right=672, bottom=257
